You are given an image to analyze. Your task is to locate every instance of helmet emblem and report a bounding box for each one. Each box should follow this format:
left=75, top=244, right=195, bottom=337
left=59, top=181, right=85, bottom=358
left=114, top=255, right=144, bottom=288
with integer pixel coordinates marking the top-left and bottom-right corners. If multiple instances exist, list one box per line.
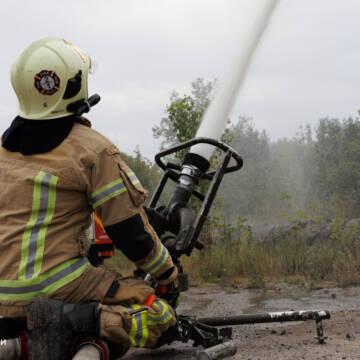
left=34, top=70, right=60, bottom=95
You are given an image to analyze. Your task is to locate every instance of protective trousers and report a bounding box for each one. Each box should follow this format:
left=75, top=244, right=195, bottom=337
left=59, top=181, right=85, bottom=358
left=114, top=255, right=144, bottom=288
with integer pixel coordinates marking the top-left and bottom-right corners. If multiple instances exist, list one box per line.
left=99, top=299, right=176, bottom=348
left=0, top=265, right=176, bottom=350
left=55, top=266, right=176, bottom=349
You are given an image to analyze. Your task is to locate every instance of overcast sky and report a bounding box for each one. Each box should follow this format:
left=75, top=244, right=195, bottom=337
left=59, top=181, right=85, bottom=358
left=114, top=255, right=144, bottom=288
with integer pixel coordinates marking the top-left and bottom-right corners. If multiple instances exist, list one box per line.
left=1, top=0, right=359, bottom=159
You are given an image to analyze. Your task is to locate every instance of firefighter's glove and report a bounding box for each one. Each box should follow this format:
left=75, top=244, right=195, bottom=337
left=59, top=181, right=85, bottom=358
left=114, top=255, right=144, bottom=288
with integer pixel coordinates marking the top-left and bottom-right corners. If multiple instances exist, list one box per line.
left=155, top=279, right=180, bottom=309
left=104, top=278, right=154, bottom=306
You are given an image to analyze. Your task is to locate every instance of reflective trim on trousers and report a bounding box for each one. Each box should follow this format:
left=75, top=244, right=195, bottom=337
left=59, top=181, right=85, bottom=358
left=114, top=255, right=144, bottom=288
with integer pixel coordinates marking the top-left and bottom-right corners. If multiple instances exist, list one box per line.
left=121, top=304, right=149, bottom=347
left=121, top=299, right=174, bottom=348
left=133, top=310, right=148, bottom=347
left=146, top=300, right=173, bottom=326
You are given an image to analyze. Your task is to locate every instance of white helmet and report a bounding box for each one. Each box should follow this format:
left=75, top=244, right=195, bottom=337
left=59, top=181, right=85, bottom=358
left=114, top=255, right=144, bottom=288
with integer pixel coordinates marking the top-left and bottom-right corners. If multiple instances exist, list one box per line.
left=11, top=37, right=97, bottom=120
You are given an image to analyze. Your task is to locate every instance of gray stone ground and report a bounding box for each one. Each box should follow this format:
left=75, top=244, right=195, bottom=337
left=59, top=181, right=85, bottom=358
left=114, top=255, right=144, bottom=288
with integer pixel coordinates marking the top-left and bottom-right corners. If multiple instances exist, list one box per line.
left=121, top=286, right=360, bottom=359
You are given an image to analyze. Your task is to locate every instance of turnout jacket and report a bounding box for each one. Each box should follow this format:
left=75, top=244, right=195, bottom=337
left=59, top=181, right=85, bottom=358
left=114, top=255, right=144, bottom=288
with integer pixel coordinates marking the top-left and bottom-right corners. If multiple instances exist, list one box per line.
left=0, top=123, right=176, bottom=306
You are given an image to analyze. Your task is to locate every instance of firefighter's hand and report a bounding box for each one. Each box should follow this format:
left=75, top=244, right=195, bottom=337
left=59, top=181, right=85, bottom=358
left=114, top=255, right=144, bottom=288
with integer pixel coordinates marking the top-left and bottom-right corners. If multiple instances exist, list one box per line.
left=104, top=279, right=154, bottom=305
left=155, top=279, right=180, bottom=309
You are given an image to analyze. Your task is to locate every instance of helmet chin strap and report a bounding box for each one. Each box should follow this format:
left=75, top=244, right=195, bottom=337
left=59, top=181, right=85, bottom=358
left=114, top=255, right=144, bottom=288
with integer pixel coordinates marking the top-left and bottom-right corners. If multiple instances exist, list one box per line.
left=66, top=94, right=101, bottom=116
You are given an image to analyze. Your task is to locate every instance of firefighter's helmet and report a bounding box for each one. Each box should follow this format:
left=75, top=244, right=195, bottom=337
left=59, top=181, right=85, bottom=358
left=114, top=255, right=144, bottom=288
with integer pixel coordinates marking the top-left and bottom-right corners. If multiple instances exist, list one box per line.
left=11, top=37, right=97, bottom=120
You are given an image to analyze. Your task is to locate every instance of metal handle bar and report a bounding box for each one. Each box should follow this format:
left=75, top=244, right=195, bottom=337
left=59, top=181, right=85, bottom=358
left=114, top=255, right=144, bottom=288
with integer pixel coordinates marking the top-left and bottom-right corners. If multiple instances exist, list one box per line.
left=155, top=137, right=243, bottom=174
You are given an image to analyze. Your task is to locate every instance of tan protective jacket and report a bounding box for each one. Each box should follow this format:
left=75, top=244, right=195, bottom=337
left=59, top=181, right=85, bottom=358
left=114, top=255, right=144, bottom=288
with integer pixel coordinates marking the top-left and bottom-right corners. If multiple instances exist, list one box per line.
left=0, top=123, right=176, bottom=306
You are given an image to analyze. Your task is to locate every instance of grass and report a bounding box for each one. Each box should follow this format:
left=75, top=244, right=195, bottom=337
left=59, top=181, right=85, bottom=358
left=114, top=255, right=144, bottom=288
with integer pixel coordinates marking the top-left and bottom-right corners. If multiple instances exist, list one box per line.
left=104, top=199, right=360, bottom=290
left=105, top=250, right=135, bottom=276
left=182, top=206, right=360, bottom=289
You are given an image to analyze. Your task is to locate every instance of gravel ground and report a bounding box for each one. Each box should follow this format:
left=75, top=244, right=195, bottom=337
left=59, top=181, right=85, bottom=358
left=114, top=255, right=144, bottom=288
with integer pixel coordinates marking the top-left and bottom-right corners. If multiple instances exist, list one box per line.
left=121, top=286, right=360, bottom=360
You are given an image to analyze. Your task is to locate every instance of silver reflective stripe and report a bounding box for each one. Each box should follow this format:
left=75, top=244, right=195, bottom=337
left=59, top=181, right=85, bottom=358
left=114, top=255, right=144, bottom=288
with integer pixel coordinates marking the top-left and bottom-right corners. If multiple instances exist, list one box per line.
left=121, top=305, right=148, bottom=347
left=19, top=171, right=58, bottom=281
left=128, top=172, right=140, bottom=185
left=133, top=312, right=143, bottom=347
left=26, top=173, right=53, bottom=279
left=147, top=301, right=172, bottom=324
left=141, top=245, right=169, bottom=275
left=0, top=258, right=88, bottom=294
left=91, top=180, right=126, bottom=208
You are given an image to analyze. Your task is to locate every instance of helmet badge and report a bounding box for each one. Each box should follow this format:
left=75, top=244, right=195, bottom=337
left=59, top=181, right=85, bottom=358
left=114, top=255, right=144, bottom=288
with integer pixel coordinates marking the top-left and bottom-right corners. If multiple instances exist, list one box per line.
left=34, top=70, right=60, bottom=95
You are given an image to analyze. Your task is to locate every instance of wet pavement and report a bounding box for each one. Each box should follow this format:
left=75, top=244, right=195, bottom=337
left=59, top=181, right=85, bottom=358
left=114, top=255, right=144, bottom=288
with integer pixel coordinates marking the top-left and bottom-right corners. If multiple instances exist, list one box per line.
left=248, top=286, right=360, bottom=314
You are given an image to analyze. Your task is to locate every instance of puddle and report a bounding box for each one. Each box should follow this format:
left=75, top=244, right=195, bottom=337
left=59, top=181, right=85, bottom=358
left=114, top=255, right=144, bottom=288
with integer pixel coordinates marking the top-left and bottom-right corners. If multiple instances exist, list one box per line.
left=247, top=286, right=360, bottom=314
left=179, top=285, right=360, bottom=319
left=178, top=286, right=253, bottom=318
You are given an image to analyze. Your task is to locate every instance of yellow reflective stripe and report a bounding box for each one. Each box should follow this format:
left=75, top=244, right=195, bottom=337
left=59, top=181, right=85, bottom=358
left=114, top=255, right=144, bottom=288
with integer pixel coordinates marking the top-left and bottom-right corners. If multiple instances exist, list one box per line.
left=139, top=311, right=148, bottom=347
left=121, top=304, right=149, bottom=348
left=18, top=171, right=58, bottom=280
left=140, top=244, right=169, bottom=275
left=146, top=300, right=174, bottom=326
left=127, top=171, right=140, bottom=186
left=122, top=300, right=174, bottom=347
left=19, top=171, right=45, bottom=280
left=129, top=312, right=138, bottom=347
left=34, top=174, right=58, bottom=277
left=124, top=304, right=144, bottom=347
left=0, top=258, right=89, bottom=300
left=147, top=311, right=173, bottom=326
left=90, top=171, right=140, bottom=209
left=91, top=178, right=126, bottom=208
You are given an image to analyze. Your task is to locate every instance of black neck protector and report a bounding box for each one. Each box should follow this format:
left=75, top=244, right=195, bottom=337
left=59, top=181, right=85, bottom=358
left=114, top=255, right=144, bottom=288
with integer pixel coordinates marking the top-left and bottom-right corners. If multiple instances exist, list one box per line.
left=2, top=115, right=77, bottom=155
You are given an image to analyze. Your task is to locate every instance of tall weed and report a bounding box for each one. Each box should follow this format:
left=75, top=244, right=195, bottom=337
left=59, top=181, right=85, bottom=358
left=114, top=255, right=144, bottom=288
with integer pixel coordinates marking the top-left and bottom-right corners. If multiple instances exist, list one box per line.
left=183, top=200, right=360, bottom=288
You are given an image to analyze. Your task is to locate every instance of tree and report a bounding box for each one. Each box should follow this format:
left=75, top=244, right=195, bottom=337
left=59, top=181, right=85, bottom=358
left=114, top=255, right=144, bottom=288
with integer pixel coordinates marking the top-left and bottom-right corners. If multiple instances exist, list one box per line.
left=121, top=148, right=161, bottom=203
left=269, top=125, right=314, bottom=213
left=152, top=78, right=234, bottom=226
left=310, top=116, right=360, bottom=215
left=219, top=117, right=273, bottom=221
left=152, top=78, right=215, bottom=151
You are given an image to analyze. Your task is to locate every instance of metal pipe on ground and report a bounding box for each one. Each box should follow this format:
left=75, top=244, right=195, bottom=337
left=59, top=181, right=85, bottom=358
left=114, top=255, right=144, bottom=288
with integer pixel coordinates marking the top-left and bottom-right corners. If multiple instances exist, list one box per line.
left=72, top=344, right=102, bottom=360
left=0, top=338, right=21, bottom=360
left=198, top=310, right=330, bottom=326
left=196, top=341, right=237, bottom=360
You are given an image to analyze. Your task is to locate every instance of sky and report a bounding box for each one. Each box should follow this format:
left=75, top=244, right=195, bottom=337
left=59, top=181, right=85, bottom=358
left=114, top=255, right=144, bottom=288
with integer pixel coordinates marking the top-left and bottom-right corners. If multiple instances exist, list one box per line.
left=1, top=0, right=359, bottom=159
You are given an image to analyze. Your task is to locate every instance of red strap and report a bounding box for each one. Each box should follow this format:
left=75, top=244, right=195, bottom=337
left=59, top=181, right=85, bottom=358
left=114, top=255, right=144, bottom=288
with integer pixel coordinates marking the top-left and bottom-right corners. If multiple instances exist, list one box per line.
left=99, top=250, right=115, bottom=257
left=18, top=331, right=29, bottom=360
left=155, top=285, right=167, bottom=297
left=143, top=294, right=155, bottom=306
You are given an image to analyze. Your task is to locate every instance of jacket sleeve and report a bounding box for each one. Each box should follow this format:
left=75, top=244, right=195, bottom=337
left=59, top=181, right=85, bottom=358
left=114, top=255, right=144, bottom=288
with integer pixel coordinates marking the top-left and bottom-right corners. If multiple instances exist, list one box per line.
left=89, top=144, right=177, bottom=285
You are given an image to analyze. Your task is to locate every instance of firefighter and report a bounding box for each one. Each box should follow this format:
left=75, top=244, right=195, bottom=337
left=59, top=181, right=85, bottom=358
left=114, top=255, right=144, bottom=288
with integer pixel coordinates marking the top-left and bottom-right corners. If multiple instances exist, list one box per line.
left=0, top=37, right=179, bottom=360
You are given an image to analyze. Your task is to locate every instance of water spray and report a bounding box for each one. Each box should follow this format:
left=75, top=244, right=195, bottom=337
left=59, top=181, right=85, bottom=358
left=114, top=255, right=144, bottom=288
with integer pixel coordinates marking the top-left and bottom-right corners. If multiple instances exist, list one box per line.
left=166, top=0, right=279, bottom=230
left=191, top=0, right=279, bottom=161
left=145, top=2, right=331, bottom=356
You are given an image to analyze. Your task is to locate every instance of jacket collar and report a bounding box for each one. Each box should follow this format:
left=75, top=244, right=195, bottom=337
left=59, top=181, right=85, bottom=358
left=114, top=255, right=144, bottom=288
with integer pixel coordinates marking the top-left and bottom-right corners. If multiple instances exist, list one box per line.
left=2, top=115, right=76, bottom=155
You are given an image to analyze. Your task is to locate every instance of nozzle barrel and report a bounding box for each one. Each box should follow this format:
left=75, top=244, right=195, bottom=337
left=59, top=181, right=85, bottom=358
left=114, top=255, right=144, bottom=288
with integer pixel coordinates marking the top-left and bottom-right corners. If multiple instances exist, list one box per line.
left=196, top=341, right=237, bottom=360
